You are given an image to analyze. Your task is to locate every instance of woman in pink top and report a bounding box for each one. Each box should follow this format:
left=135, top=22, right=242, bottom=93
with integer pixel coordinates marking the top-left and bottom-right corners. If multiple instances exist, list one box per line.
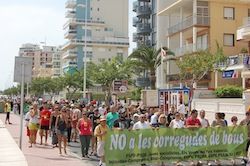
left=77, top=111, right=92, bottom=159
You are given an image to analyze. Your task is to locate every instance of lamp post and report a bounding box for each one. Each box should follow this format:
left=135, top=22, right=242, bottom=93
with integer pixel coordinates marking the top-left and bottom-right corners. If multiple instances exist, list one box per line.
left=76, top=2, right=88, bottom=99
left=83, top=0, right=88, bottom=99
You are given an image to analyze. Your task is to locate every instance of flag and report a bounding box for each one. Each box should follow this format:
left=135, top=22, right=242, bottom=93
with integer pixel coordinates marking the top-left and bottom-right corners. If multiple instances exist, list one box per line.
left=161, top=47, right=167, bottom=57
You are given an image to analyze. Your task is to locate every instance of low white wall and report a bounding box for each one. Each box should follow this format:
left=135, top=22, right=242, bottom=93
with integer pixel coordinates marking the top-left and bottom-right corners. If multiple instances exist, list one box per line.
left=192, top=98, right=246, bottom=125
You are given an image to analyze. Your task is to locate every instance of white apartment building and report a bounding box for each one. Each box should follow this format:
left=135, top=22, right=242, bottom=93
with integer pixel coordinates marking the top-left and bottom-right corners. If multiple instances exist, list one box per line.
left=62, top=0, right=129, bottom=74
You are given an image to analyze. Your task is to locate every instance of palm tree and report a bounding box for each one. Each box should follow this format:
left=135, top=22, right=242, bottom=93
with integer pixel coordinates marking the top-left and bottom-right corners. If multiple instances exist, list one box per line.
left=129, top=45, right=174, bottom=89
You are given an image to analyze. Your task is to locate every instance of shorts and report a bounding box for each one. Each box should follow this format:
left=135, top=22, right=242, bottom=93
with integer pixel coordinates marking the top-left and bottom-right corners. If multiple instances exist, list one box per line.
left=29, top=123, right=38, bottom=130
left=97, top=141, right=105, bottom=157
left=71, top=128, right=78, bottom=134
left=57, top=130, right=67, bottom=137
left=40, top=125, right=49, bottom=131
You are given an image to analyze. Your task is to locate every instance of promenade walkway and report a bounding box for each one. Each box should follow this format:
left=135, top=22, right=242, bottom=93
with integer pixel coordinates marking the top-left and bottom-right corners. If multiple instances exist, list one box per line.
left=0, top=113, right=95, bottom=166
left=0, top=115, right=27, bottom=166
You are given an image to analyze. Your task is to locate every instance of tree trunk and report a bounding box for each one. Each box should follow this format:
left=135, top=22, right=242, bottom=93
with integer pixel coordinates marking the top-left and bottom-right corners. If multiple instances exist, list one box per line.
left=149, top=70, right=156, bottom=90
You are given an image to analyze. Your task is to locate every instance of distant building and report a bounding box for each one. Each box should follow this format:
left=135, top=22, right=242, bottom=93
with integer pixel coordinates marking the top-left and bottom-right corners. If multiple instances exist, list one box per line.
left=62, top=0, right=129, bottom=74
left=19, top=43, right=62, bottom=78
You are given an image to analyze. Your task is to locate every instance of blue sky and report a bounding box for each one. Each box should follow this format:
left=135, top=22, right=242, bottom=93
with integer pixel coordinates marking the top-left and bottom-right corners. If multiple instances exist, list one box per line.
left=0, top=0, right=135, bottom=91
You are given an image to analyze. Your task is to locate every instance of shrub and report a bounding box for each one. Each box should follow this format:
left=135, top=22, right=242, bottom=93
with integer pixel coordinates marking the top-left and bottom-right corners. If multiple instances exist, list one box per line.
left=215, top=85, right=243, bottom=98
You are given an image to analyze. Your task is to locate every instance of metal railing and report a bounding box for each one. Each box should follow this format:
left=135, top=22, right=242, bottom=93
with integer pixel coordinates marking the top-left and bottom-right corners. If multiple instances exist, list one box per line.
left=172, top=43, right=209, bottom=57
left=137, top=6, right=152, bottom=17
left=137, top=23, right=151, bottom=34
left=215, top=54, right=250, bottom=68
left=63, top=37, right=129, bottom=48
left=167, top=15, right=210, bottom=36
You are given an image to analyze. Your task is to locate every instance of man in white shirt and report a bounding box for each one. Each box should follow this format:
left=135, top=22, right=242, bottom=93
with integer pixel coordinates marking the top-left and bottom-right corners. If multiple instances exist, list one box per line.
left=199, top=109, right=210, bottom=128
left=133, top=114, right=150, bottom=130
left=98, top=104, right=106, bottom=116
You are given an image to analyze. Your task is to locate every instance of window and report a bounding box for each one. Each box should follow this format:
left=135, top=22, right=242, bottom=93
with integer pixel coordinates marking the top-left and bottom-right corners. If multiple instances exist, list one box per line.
left=224, top=7, right=234, bottom=20
left=97, top=8, right=99, bottom=11
left=224, top=34, right=234, bottom=46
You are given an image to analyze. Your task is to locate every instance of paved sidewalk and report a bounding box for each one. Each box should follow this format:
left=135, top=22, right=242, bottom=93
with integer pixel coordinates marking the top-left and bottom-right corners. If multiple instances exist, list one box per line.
left=0, top=117, right=27, bottom=166
left=0, top=113, right=96, bottom=166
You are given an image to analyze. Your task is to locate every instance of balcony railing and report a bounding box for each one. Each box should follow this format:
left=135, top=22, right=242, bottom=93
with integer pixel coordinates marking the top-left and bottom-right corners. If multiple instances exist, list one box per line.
left=167, top=15, right=210, bottom=36
left=133, top=1, right=138, bottom=12
left=62, top=50, right=77, bottom=59
left=63, top=37, right=129, bottom=49
left=166, top=73, right=210, bottom=82
left=215, top=54, right=250, bottom=69
left=65, top=10, right=76, bottom=18
left=172, top=43, right=208, bottom=57
left=63, top=19, right=105, bottom=29
left=133, top=17, right=140, bottom=27
left=137, top=23, right=151, bottom=34
left=65, top=0, right=76, bottom=8
left=64, top=30, right=77, bottom=38
left=137, top=6, right=152, bottom=17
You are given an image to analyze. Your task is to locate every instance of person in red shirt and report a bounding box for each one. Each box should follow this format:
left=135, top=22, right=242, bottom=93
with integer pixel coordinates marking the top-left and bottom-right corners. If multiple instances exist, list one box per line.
left=185, top=109, right=201, bottom=128
left=77, top=111, right=92, bottom=159
left=39, top=102, right=51, bottom=145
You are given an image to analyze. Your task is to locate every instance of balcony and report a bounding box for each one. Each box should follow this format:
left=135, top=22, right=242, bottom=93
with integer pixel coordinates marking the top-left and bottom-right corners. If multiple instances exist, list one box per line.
left=133, top=17, right=140, bottom=27
left=133, top=1, right=138, bottom=12
left=172, top=43, right=208, bottom=57
left=63, top=19, right=105, bottom=29
left=63, top=61, right=77, bottom=69
left=215, top=54, right=250, bottom=70
left=237, top=17, right=250, bottom=41
left=62, top=50, right=77, bottom=59
left=65, top=10, right=76, bottom=18
left=62, top=37, right=129, bottom=50
left=64, top=30, right=77, bottom=39
left=132, top=33, right=143, bottom=42
left=137, top=23, right=151, bottom=35
left=166, top=73, right=210, bottom=83
left=137, top=6, right=152, bottom=17
left=65, top=0, right=77, bottom=8
left=167, top=15, right=210, bottom=36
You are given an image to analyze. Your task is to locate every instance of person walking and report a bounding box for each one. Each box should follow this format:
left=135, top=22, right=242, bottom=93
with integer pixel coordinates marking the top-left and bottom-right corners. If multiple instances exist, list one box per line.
left=39, top=102, right=51, bottom=145
left=106, top=106, right=119, bottom=128
left=94, top=116, right=108, bottom=166
left=26, top=103, right=39, bottom=147
left=4, top=100, right=12, bottom=124
left=50, top=105, right=60, bottom=148
left=71, top=109, right=79, bottom=143
left=55, top=108, right=68, bottom=155
left=89, top=108, right=101, bottom=156
left=77, top=111, right=92, bottom=159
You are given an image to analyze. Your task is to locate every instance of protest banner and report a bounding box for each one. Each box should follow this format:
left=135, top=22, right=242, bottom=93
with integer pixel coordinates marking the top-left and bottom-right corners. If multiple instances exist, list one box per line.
left=105, top=126, right=248, bottom=166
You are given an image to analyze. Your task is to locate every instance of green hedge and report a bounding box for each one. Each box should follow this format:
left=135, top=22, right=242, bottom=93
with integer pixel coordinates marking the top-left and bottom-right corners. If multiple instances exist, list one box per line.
left=215, top=85, right=243, bottom=98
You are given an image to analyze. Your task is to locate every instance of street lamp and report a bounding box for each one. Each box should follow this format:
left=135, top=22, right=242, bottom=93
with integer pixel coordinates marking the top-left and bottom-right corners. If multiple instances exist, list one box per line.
left=77, top=1, right=88, bottom=99
left=83, top=0, right=88, bottom=99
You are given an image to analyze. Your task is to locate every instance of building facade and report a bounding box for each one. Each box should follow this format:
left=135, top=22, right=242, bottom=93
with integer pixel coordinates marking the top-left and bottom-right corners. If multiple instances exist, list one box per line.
left=19, top=44, right=61, bottom=78
left=133, top=0, right=157, bottom=47
left=62, top=0, right=129, bottom=74
left=157, top=0, right=250, bottom=89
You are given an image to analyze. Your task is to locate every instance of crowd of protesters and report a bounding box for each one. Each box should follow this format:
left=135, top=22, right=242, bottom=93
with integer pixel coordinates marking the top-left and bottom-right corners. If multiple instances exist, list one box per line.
left=2, top=97, right=250, bottom=166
